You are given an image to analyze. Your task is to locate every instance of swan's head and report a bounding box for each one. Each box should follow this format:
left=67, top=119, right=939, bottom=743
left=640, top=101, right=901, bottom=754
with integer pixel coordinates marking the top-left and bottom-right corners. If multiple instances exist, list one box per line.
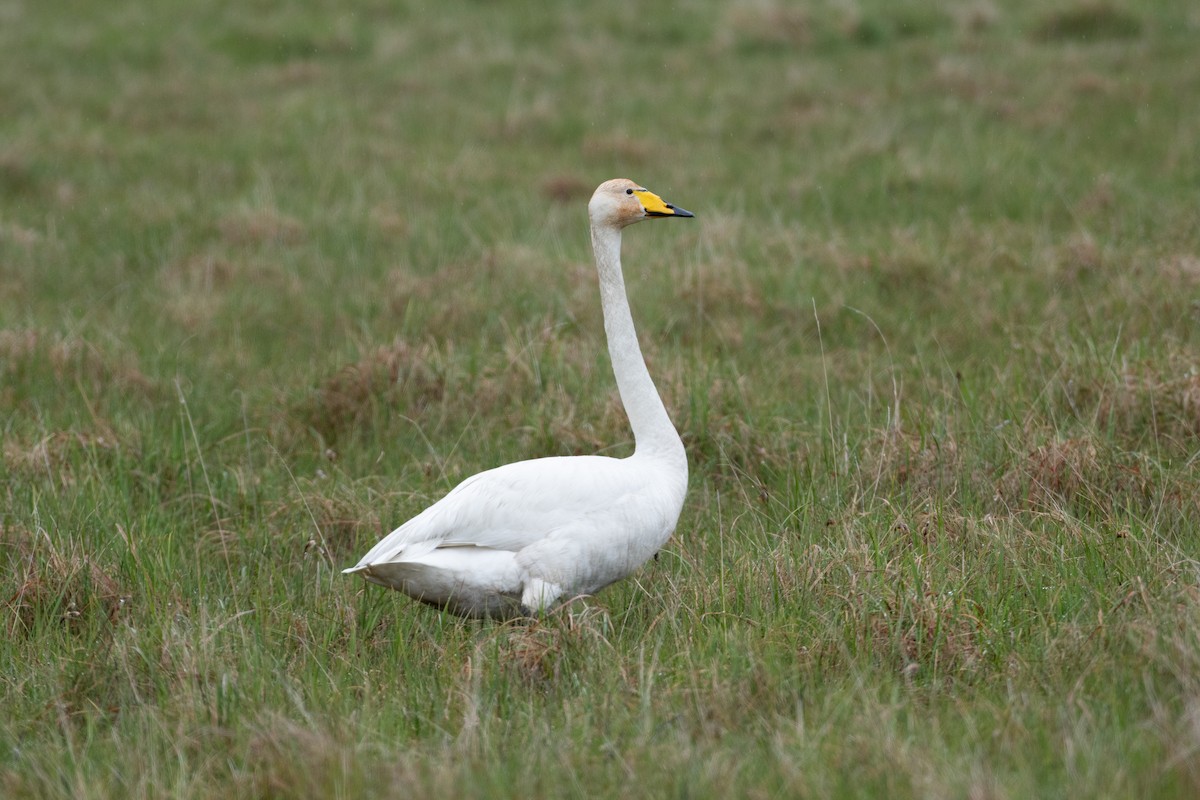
left=588, top=178, right=694, bottom=229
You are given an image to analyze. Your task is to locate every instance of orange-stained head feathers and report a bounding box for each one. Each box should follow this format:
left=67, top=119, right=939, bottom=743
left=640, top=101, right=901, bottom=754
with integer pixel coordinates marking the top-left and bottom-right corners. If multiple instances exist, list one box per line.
left=588, top=179, right=694, bottom=229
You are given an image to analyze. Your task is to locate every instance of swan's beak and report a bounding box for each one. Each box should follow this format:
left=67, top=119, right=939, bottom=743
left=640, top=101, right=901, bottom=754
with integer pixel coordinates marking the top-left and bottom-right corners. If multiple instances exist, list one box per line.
left=634, top=189, right=695, bottom=219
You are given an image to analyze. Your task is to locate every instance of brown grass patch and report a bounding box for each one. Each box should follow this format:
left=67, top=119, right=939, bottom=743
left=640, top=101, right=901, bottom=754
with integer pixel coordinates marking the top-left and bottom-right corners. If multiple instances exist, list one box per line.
left=676, top=219, right=764, bottom=349
left=159, top=254, right=237, bottom=292
left=0, top=151, right=39, bottom=196
left=0, top=328, right=155, bottom=399
left=290, top=301, right=627, bottom=456
left=581, top=134, right=650, bottom=164
left=387, top=245, right=575, bottom=334
left=3, top=527, right=128, bottom=635
left=241, top=714, right=357, bottom=798
left=195, top=521, right=244, bottom=564
left=158, top=252, right=304, bottom=331
left=217, top=207, right=306, bottom=246
left=994, top=432, right=1161, bottom=516
left=0, top=328, right=40, bottom=361
left=540, top=174, right=592, bottom=204
left=889, top=508, right=972, bottom=547
left=863, top=228, right=943, bottom=307
left=1032, top=3, right=1142, bottom=42
left=996, top=436, right=1104, bottom=510
left=3, top=422, right=138, bottom=483
left=717, top=0, right=812, bottom=49
left=859, top=428, right=965, bottom=502
left=46, top=337, right=154, bottom=393
left=1064, top=361, right=1200, bottom=446
left=497, top=624, right=562, bottom=685
left=368, top=204, right=409, bottom=237
left=157, top=254, right=238, bottom=328
left=670, top=366, right=801, bottom=485
left=953, top=1, right=1000, bottom=35
left=830, top=530, right=985, bottom=677
left=478, top=604, right=615, bottom=687
left=1077, top=174, right=1116, bottom=215
left=267, top=60, right=326, bottom=87
left=271, top=487, right=386, bottom=561
left=1072, top=72, right=1118, bottom=96
left=0, top=220, right=42, bottom=248
left=294, top=339, right=447, bottom=445
left=539, top=383, right=628, bottom=456
left=1051, top=232, right=1104, bottom=282
left=868, top=591, right=984, bottom=678
left=387, top=264, right=467, bottom=327
left=1161, top=254, right=1200, bottom=287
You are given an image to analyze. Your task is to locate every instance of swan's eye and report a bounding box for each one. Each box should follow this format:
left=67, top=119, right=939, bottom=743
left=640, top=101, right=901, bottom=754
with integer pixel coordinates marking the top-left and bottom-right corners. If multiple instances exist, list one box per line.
left=625, top=188, right=633, bottom=195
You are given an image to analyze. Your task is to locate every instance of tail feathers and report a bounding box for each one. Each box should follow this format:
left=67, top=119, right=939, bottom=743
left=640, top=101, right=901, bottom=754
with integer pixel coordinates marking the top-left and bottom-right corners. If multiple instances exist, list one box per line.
left=343, top=539, right=435, bottom=576
left=345, top=547, right=526, bottom=619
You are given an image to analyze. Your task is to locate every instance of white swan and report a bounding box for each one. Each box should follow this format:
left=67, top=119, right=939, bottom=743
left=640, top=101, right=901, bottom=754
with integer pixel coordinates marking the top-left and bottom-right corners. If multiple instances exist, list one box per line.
left=344, top=179, right=693, bottom=618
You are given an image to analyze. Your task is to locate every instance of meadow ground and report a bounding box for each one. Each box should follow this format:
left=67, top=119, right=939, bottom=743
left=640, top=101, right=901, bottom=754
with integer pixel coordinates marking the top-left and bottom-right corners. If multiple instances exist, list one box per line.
left=2, top=0, right=1200, bottom=796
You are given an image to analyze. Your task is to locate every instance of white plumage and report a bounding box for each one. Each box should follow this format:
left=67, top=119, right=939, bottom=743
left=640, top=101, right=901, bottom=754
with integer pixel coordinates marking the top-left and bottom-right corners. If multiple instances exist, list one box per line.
left=344, top=178, right=694, bottom=618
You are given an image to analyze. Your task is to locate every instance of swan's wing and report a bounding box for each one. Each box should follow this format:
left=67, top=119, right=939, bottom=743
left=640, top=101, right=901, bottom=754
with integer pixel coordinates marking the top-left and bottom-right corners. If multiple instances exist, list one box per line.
left=344, top=455, right=631, bottom=571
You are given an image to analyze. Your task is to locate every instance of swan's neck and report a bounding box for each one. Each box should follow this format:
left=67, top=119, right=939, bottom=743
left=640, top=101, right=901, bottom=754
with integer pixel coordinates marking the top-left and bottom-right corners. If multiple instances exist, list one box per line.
left=589, top=222, right=686, bottom=467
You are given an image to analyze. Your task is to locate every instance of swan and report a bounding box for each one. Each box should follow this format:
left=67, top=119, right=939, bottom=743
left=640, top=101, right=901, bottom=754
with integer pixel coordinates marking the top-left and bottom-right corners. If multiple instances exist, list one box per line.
left=344, top=178, right=693, bottom=618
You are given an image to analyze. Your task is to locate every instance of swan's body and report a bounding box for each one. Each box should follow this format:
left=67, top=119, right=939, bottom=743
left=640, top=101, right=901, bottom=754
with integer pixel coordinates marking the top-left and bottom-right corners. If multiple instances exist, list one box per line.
left=344, top=179, right=693, bottom=618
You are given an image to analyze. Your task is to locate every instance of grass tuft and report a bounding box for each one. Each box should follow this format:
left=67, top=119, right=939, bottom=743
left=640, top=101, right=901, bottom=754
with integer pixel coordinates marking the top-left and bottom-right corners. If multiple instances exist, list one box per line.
left=293, top=339, right=446, bottom=446
left=1032, top=2, right=1144, bottom=41
left=3, top=527, right=127, bottom=635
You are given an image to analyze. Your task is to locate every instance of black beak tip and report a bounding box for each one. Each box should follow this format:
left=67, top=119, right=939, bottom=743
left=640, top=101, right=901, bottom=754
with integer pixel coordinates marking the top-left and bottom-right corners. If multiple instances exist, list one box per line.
left=667, top=205, right=694, bottom=218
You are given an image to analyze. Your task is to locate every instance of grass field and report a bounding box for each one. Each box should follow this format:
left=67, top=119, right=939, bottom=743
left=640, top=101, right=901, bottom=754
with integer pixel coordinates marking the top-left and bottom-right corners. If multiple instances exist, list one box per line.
left=3, top=0, right=1200, bottom=796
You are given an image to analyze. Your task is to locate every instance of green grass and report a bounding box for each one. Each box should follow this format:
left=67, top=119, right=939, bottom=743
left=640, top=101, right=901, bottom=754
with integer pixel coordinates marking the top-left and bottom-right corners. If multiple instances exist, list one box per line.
left=3, top=0, right=1200, bottom=796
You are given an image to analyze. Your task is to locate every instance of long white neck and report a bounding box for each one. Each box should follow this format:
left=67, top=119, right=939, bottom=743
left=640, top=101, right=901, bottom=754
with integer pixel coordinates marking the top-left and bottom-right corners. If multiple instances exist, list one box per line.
left=589, top=221, right=686, bottom=468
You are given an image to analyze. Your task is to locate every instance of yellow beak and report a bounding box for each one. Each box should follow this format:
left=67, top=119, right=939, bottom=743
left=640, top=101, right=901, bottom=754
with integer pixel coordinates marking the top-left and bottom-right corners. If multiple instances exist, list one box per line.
left=633, top=189, right=694, bottom=218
